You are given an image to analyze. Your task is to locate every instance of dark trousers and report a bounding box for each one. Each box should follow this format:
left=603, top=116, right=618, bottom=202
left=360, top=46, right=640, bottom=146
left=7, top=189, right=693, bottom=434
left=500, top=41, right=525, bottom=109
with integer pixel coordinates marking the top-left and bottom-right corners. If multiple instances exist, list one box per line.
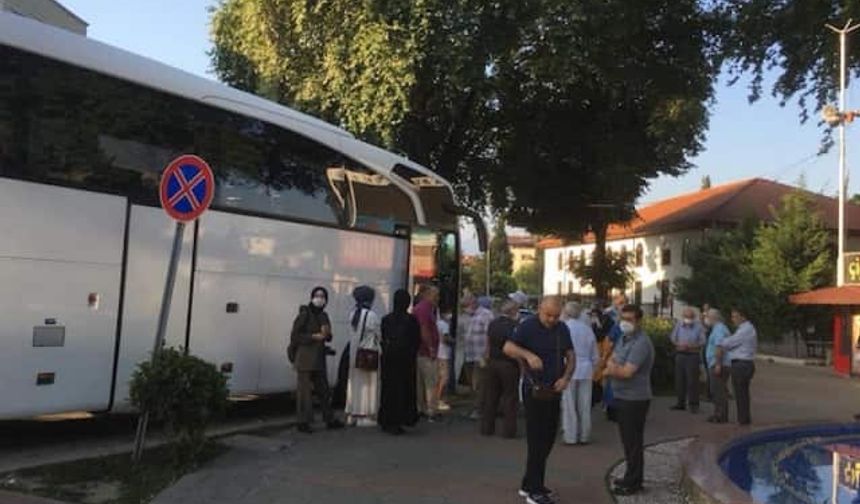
left=521, top=389, right=561, bottom=493
left=481, top=359, right=519, bottom=437
left=674, top=352, right=701, bottom=408
left=616, top=399, right=650, bottom=488
left=709, top=365, right=731, bottom=421
left=731, top=360, right=755, bottom=425
left=702, top=349, right=712, bottom=400
left=297, top=370, right=334, bottom=425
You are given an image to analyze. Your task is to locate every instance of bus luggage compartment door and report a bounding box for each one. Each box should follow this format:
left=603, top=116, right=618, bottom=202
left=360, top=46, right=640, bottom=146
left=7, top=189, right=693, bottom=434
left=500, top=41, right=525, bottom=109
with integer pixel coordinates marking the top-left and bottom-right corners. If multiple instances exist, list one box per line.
left=0, top=178, right=125, bottom=418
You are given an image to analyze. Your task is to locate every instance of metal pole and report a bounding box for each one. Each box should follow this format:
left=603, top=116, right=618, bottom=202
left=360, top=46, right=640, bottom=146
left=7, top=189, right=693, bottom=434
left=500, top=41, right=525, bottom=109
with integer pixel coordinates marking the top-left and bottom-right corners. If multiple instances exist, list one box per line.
left=839, top=27, right=848, bottom=286
left=132, top=221, right=186, bottom=462
left=828, top=20, right=860, bottom=286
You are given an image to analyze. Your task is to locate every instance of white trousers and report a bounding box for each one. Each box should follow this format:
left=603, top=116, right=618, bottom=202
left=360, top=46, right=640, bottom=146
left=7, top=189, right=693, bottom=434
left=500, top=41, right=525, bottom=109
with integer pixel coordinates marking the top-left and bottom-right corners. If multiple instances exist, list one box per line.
left=562, top=379, right=593, bottom=444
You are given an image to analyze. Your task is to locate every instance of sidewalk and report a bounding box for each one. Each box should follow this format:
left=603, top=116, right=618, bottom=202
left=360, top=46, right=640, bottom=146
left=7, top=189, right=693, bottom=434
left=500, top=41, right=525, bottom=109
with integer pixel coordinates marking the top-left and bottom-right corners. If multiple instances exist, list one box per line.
left=152, top=361, right=860, bottom=504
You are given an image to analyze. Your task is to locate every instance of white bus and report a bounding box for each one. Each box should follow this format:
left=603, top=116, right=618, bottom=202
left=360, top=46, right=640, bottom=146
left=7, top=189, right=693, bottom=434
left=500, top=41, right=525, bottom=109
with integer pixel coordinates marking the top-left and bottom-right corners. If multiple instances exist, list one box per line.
left=0, top=12, right=479, bottom=419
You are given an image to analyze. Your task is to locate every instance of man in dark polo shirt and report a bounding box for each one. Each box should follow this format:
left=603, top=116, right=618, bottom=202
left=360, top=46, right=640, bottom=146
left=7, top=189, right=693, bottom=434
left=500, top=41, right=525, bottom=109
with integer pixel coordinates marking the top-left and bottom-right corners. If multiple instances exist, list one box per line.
left=604, top=304, right=654, bottom=496
left=504, top=296, right=574, bottom=504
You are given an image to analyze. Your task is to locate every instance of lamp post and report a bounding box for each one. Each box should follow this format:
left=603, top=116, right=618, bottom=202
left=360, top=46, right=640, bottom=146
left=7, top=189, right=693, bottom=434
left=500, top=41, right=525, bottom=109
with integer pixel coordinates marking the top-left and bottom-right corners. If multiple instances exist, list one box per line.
left=825, top=20, right=860, bottom=286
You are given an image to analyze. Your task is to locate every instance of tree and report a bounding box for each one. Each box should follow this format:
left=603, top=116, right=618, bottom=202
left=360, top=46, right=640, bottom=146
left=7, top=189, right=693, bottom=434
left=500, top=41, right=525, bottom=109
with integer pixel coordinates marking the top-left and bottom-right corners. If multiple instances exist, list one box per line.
left=513, top=262, right=542, bottom=295
left=701, top=175, right=712, bottom=189
left=494, top=0, right=717, bottom=299
left=210, top=0, right=522, bottom=208
left=750, top=191, right=832, bottom=344
left=675, top=217, right=770, bottom=324
left=851, top=193, right=860, bottom=206
left=570, top=248, right=633, bottom=297
left=489, top=218, right=513, bottom=276
left=715, top=1, right=859, bottom=129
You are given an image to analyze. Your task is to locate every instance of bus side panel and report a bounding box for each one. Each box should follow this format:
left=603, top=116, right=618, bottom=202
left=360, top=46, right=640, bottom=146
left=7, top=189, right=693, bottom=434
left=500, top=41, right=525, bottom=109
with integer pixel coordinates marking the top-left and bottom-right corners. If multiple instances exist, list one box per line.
left=191, top=211, right=408, bottom=394
left=110, top=205, right=194, bottom=412
left=0, top=178, right=124, bottom=418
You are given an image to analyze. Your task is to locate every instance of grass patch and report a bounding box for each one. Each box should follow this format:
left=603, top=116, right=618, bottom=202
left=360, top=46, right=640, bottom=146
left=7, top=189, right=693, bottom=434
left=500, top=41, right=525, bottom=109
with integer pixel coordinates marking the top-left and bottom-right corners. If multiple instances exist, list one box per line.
left=0, top=442, right=226, bottom=504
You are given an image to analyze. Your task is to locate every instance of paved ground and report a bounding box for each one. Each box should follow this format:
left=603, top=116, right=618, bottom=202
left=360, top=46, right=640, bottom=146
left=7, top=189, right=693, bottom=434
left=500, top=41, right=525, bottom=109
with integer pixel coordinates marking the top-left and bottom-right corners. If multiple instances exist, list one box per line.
left=150, top=360, right=860, bottom=504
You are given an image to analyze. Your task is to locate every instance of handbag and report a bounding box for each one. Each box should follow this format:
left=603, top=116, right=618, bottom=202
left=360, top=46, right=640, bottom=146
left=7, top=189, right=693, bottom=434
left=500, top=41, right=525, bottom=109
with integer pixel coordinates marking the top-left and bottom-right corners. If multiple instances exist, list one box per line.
left=528, top=327, right=562, bottom=401
left=354, top=310, right=380, bottom=371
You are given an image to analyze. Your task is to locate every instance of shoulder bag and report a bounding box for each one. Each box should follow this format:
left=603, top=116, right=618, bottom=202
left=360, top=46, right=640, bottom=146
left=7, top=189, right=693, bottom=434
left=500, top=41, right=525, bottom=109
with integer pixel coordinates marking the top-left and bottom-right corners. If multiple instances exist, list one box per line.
left=355, top=310, right=380, bottom=371
left=529, top=327, right=562, bottom=401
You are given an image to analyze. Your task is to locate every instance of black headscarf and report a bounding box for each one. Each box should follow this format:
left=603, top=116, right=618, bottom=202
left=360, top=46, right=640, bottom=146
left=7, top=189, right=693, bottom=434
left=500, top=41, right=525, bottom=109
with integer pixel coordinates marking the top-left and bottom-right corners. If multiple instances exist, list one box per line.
left=351, top=285, right=375, bottom=329
left=392, top=289, right=411, bottom=319
left=309, top=286, right=328, bottom=314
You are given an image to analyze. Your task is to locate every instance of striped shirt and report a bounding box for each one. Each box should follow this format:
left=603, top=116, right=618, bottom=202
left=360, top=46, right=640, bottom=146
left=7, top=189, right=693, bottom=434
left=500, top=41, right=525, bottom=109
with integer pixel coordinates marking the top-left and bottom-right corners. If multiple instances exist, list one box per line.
left=465, top=306, right=493, bottom=362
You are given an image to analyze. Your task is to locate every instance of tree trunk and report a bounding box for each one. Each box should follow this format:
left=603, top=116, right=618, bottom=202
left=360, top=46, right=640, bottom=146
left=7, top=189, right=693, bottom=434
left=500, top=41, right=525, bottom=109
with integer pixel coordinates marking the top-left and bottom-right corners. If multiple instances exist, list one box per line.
left=593, top=222, right=609, bottom=300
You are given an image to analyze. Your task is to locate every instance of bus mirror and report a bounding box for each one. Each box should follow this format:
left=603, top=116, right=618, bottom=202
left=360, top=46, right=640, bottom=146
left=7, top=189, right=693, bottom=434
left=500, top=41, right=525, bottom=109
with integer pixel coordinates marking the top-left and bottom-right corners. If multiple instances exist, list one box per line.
left=443, top=203, right=488, bottom=252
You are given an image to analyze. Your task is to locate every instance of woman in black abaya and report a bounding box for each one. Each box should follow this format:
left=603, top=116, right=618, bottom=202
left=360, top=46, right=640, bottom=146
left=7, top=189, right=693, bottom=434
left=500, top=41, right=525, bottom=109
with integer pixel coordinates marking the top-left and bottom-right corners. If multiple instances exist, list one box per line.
left=378, top=289, right=420, bottom=434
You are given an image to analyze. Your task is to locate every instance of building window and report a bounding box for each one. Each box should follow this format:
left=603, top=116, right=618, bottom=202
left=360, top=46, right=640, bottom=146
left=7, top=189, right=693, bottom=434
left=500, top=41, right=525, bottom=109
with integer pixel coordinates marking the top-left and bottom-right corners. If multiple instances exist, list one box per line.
left=661, top=247, right=672, bottom=266
left=580, top=249, right=586, bottom=265
left=681, top=238, right=691, bottom=265
left=557, top=281, right=563, bottom=295
left=620, top=245, right=628, bottom=266
left=635, top=244, right=644, bottom=267
left=659, top=280, right=672, bottom=308
left=557, top=252, right=563, bottom=271
left=568, top=281, right=573, bottom=294
left=634, top=281, right=642, bottom=306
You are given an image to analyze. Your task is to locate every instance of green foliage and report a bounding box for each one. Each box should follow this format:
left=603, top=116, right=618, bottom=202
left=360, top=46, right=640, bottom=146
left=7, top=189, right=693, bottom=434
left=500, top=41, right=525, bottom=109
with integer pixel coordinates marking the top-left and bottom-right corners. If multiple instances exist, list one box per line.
left=489, top=218, right=513, bottom=275
left=570, top=249, right=633, bottom=297
left=490, top=271, right=518, bottom=298
left=513, top=262, right=542, bottom=295
left=641, top=317, right=675, bottom=393
left=715, top=0, right=858, bottom=128
left=130, top=348, right=229, bottom=457
left=210, top=0, right=717, bottom=223
left=750, top=191, right=832, bottom=339
left=677, top=192, right=835, bottom=342
left=462, top=255, right=517, bottom=297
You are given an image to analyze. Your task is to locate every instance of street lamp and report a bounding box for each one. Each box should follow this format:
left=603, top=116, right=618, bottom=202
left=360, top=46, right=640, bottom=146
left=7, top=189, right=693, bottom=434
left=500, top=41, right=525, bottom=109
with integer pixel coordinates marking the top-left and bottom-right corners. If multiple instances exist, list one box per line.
left=825, top=20, right=860, bottom=286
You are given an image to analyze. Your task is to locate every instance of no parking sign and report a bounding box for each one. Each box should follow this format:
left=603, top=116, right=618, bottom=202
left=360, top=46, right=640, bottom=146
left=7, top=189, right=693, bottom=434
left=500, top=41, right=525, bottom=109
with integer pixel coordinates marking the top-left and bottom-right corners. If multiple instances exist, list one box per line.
left=158, top=155, right=215, bottom=222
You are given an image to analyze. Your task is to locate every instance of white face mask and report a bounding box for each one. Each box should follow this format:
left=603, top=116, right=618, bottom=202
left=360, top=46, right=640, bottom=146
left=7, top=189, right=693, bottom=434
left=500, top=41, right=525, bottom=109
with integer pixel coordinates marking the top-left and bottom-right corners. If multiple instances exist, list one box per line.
left=683, top=317, right=694, bottom=325
left=311, top=297, right=326, bottom=308
left=619, top=321, right=635, bottom=335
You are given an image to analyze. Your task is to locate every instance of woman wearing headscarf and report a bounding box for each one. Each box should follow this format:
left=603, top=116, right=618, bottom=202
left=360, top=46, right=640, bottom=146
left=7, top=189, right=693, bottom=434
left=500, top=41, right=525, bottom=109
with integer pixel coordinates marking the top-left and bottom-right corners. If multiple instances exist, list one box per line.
left=345, top=285, right=382, bottom=427
left=289, top=286, right=343, bottom=434
left=378, top=289, right=421, bottom=434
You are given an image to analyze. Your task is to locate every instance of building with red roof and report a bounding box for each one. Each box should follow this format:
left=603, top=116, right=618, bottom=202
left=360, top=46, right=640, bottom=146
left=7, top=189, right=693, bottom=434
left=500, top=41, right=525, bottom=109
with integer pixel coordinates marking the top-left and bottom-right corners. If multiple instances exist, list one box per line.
left=543, top=178, right=860, bottom=316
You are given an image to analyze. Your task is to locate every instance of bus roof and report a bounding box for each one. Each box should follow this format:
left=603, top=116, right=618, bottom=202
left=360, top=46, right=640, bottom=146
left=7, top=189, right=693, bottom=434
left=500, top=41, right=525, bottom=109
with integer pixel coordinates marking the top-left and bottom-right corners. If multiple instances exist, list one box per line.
left=0, top=11, right=458, bottom=224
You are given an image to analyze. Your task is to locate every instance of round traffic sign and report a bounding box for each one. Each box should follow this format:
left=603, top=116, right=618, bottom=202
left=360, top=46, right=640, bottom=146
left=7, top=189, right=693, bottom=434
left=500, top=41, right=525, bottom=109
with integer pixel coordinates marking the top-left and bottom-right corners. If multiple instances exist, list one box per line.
left=159, top=155, right=215, bottom=222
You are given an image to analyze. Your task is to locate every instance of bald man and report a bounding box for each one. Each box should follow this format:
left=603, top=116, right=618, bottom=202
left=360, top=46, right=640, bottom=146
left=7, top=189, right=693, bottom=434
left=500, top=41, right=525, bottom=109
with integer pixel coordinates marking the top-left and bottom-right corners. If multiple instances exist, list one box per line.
left=504, top=296, right=574, bottom=504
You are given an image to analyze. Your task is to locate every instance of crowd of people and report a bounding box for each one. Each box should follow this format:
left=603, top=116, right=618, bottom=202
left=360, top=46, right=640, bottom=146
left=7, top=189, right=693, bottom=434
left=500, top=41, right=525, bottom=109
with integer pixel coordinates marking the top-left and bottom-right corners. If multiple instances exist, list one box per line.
left=287, top=284, right=758, bottom=504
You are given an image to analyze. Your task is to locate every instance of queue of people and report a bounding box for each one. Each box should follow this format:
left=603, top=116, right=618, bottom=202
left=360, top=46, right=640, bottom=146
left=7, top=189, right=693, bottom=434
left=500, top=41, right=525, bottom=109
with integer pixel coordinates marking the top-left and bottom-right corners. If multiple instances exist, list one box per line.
left=287, top=284, right=758, bottom=503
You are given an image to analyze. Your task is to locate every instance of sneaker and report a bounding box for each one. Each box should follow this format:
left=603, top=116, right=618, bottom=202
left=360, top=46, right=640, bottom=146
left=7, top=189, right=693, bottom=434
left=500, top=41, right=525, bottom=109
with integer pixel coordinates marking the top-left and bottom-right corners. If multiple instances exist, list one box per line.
left=468, top=410, right=481, bottom=421
left=518, top=487, right=553, bottom=498
left=612, top=484, right=643, bottom=496
left=437, top=401, right=452, bottom=411
left=525, top=492, right=556, bottom=504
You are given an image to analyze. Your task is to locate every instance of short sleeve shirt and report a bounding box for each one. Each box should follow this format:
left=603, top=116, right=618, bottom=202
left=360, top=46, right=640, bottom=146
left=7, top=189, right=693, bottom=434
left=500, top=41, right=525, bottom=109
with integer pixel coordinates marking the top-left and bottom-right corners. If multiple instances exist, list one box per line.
left=510, top=316, right=573, bottom=386
left=610, top=331, right=654, bottom=401
left=413, top=300, right=440, bottom=358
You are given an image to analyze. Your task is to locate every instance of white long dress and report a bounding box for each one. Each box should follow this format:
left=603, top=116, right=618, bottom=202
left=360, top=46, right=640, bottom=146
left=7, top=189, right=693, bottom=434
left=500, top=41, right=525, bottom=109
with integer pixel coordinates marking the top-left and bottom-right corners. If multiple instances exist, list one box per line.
left=346, top=307, right=382, bottom=425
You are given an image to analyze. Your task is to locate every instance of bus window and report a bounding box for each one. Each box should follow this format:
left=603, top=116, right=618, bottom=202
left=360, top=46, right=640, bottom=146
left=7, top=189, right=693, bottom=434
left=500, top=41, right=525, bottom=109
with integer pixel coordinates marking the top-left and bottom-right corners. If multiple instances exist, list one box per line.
left=392, top=164, right=457, bottom=231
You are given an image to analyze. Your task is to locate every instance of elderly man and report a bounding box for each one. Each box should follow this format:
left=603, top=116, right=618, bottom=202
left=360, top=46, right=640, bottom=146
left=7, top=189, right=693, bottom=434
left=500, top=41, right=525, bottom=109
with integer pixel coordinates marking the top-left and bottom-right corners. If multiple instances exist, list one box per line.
left=464, top=296, right=494, bottom=420
left=561, top=302, right=598, bottom=445
left=716, top=308, right=758, bottom=425
left=504, top=296, right=574, bottom=504
left=669, top=307, right=706, bottom=414
left=481, top=299, right=521, bottom=438
left=704, top=308, right=732, bottom=423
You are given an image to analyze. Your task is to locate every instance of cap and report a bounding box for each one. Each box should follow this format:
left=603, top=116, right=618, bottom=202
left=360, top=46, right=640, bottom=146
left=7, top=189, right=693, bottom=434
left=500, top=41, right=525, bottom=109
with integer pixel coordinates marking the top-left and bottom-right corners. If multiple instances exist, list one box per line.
left=508, top=290, right=528, bottom=306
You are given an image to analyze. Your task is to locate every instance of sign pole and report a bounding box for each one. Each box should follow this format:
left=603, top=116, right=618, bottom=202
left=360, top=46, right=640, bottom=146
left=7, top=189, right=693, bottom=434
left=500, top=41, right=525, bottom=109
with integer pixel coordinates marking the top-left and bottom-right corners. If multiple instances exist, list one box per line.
left=132, top=221, right=185, bottom=462
left=132, top=154, right=214, bottom=463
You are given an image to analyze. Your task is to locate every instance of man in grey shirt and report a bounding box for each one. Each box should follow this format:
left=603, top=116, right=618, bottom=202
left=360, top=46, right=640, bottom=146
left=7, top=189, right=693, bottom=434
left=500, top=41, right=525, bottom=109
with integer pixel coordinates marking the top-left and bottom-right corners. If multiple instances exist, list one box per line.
left=715, top=308, right=757, bottom=425
left=603, top=305, right=654, bottom=496
left=670, top=307, right=706, bottom=413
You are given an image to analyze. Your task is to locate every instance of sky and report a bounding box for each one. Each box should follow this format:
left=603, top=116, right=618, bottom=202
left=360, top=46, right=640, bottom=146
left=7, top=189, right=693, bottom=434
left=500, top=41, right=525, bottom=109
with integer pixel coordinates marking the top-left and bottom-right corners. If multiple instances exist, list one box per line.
left=60, top=0, right=860, bottom=250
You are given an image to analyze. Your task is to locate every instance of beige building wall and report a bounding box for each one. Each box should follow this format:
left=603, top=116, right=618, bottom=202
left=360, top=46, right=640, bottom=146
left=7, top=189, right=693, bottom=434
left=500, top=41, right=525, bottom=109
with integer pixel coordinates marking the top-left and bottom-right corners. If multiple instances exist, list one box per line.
left=511, top=245, right=537, bottom=273
left=1, top=0, right=87, bottom=35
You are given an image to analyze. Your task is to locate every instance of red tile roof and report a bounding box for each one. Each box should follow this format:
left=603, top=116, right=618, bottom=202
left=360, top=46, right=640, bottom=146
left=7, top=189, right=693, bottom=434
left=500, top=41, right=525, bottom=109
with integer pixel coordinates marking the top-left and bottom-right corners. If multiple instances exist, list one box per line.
left=789, top=286, right=860, bottom=306
left=579, top=178, right=860, bottom=243
left=507, top=235, right=536, bottom=248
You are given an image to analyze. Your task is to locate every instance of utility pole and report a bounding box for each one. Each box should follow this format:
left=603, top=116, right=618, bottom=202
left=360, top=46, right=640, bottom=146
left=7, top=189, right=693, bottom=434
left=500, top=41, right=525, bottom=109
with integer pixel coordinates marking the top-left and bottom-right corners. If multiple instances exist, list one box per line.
left=826, top=20, right=860, bottom=286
